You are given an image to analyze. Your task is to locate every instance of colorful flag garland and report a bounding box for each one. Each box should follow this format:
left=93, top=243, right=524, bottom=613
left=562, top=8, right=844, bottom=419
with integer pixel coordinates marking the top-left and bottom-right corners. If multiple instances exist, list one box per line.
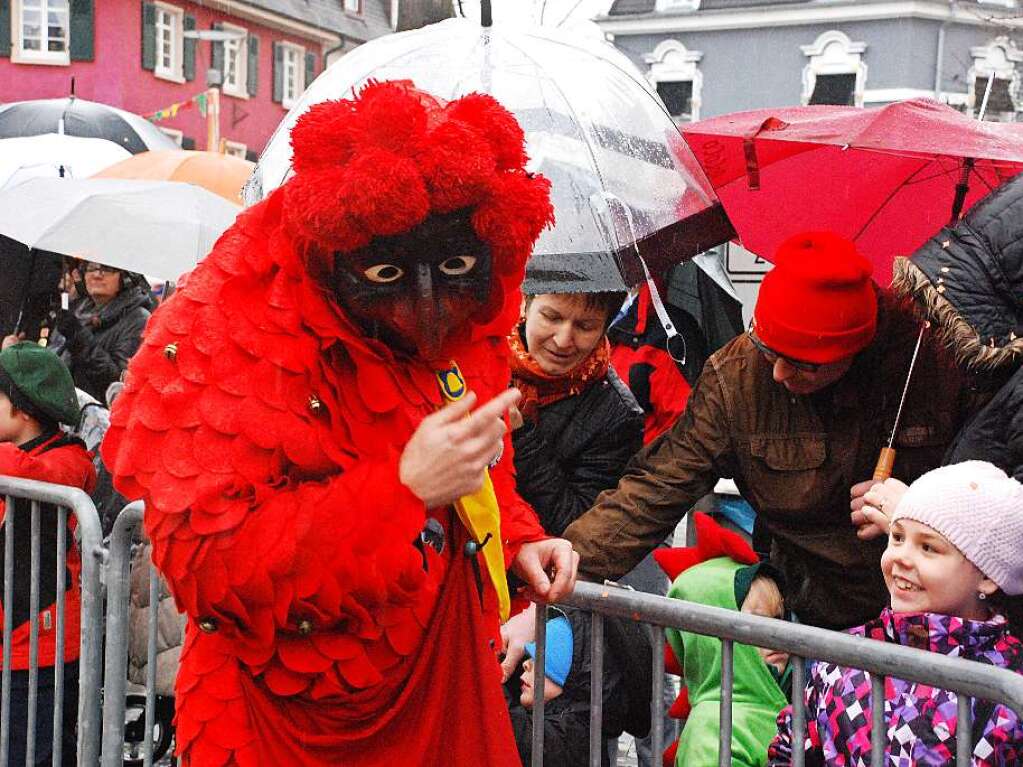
left=146, top=91, right=209, bottom=122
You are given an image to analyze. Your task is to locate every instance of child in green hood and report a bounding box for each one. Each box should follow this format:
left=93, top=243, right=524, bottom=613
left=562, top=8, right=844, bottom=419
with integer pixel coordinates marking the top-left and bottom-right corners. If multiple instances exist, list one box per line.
left=657, top=513, right=792, bottom=767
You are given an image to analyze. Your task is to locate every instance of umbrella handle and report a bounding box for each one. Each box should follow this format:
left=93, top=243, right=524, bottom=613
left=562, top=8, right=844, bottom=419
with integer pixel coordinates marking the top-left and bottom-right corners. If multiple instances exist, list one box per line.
left=873, top=447, right=896, bottom=482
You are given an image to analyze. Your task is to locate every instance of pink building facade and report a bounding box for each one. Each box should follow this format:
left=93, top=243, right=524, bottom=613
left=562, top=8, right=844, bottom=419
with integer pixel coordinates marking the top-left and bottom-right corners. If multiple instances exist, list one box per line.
left=0, top=1, right=380, bottom=157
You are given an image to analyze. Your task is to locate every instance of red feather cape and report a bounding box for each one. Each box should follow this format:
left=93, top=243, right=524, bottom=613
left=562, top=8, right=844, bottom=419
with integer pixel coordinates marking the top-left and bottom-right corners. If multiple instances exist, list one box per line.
left=102, top=186, right=548, bottom=765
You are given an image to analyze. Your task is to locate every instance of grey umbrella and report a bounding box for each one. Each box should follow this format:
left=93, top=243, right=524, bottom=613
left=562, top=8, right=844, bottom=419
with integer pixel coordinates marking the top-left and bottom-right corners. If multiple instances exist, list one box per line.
left=0, top=97, right=177, bottom=155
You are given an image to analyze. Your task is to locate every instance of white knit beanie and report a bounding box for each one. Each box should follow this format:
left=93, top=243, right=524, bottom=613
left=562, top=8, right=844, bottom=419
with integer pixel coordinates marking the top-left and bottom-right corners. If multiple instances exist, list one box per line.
left=891, top=461, right=1023, bottom=594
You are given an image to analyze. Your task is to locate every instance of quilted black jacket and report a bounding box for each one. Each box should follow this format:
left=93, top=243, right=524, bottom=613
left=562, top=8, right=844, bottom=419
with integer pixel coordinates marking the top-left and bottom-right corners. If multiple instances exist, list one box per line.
left=512, top=366, right=644, bottom=537
left=896, top=172, right=1023, bottom=479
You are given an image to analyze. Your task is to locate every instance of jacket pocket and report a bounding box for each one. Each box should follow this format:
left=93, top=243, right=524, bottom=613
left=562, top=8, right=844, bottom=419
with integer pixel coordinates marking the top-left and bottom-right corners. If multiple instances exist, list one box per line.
left=745, top=434, right=828, bottom=513
left=749, top=434, right=827, bottom=470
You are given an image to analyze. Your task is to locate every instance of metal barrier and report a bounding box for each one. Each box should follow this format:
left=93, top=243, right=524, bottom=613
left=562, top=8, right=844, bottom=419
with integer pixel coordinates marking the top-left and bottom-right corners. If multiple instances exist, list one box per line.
left=99, top=502, right=158, bottom=767
left=527, top=581, right=1023, bottom=767
left=0, top=476, right=104, bottom=767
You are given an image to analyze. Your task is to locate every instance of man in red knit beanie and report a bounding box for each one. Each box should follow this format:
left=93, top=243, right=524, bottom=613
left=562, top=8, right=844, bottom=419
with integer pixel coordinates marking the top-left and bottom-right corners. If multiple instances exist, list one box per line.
left=553, top=231, right=981, bottom=631
left=750, top=231, right=877, bottom=396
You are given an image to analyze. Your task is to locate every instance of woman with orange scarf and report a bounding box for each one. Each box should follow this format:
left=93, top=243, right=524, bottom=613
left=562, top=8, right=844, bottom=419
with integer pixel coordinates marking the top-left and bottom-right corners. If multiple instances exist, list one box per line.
left=508, top=291, right=644, bottom=538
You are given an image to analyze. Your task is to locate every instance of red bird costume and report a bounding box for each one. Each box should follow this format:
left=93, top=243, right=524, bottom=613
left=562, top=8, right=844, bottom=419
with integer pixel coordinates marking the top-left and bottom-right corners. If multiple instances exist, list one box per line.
left=102, top=81, right=555, bottom=765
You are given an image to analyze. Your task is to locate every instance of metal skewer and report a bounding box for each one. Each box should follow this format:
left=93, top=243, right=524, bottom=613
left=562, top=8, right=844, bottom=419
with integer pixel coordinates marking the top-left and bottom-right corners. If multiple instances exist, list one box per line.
left=873, top=322, right=929, bottom=481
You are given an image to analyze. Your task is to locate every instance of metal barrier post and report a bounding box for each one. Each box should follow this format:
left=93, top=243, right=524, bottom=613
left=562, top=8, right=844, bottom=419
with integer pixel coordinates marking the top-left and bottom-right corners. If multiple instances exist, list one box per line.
left=790, top=656, right=805, bottom=767
left=100, top=502, right=145, bottom=767
left=588, top=612, right=604, bottom=767
left=531, top=607, right=547, bottom=767
left=0, top=477, right=104, bottom=767
left=718, top=638, right=733, bottom=767
left=143, top=560, right=160, bottom=766
left=956, top=693, right=972, bottom=766
left=650, top=625, right=665, bottom=761
left=52, top=508, right=67, bottom=767
left=26, top=502, right=40, bottom=766
left=1, top=494, right=13, bottom=767
left=870, top=674, right=885, bottom=764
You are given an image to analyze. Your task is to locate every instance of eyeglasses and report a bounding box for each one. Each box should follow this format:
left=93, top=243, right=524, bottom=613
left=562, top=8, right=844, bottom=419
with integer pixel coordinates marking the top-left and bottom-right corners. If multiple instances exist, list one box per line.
left=84, top=264, right=118, bottom=275
left=747, top=321, right=823, bottom=373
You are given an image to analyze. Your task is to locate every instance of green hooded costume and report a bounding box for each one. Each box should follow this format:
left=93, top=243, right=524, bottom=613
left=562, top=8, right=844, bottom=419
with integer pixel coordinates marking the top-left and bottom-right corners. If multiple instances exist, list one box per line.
left=666, top=557, right=788, bottom=767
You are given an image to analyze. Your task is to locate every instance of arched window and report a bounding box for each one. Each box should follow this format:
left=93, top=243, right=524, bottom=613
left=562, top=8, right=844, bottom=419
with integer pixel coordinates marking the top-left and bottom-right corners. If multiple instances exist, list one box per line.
left=968, top=37, right=1023, bottom=121
left=644, top=39, right=704, bottom=122
left=800, top=30, right=868, bottom=107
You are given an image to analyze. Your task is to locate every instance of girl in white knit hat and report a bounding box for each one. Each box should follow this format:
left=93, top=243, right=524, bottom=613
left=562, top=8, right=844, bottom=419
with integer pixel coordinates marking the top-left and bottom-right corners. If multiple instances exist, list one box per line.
left=769, top=461, right=1023, bottom=765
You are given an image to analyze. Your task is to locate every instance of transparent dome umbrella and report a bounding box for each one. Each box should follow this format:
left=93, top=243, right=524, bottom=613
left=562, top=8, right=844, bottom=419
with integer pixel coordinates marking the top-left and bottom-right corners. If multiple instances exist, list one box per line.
left=247, top=16, right=733, bottom=293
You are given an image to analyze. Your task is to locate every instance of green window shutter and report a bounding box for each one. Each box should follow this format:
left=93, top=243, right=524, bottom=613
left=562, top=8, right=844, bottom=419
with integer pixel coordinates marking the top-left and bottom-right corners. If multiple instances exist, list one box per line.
left=272, top=42, right=283, bottom=104
left=210, top=21, right=223, bottom=82
left=245, top=149, right=258, bottom=162
left=69, top=0, right=94, bottom=61
left=246, top=34, right=259, bottom=96
left=181, top=136, right=196, bottom=150
left=183, top=15, right=196, bottom=80
left=0, top=1, right=11, bottom=58
left=141, top=2, right=156, bottom=71
left=304, top=50, right=316, bottom=89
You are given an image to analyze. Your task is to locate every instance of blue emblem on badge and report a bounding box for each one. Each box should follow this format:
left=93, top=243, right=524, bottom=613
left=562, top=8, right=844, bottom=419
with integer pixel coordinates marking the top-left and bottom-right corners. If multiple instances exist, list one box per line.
left=436, top=364, right=466, bottom=401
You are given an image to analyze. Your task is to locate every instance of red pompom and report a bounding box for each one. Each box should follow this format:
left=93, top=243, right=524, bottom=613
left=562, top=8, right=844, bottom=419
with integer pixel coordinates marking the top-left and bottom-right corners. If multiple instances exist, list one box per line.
left=667, top=686, right=691, bottom=719
left=283, top=167, right=371, bottom=252
left=664, top=643, right=682, bottom=676
left=417, top=120, right=496, bottom=213
left=342, top=148, right=431, bottom=236
left=289, top=99, right=358, bottom=174
left=472, top=170, right=554, bottom=274
left=446, top=93, right=528, bottom=171
left=350, top=80, right=433, bottom=157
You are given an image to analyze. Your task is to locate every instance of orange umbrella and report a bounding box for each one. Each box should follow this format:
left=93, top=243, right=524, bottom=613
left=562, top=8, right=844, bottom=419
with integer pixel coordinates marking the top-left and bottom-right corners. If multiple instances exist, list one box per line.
left=93, top=149, right=254, bottom=204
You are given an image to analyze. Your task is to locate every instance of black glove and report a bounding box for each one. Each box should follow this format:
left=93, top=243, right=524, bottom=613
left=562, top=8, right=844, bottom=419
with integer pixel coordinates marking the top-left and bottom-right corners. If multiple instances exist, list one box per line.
left=56, top=310, right=82, bottom=345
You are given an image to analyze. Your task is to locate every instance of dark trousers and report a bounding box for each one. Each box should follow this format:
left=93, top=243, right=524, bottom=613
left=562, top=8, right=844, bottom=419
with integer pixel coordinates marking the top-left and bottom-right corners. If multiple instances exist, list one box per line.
left=3, top=661, right=79, bottom=766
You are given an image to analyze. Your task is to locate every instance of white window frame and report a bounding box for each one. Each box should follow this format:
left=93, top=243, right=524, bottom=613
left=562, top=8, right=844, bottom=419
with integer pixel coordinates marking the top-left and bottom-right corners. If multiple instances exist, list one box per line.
left=280, top=42, right=305, bottom=109
left=644, top=39, right=703, bottom=122
left=154, top=2, right=184, bottom=83
left=11, top=0, right=70, bottom=66
left=221, top=22, right=249, bottom=99
left=967, top=36, right=1023, bottom=120
left=343, top=0, right=362, bottom=14
left=800, top=30, right=867, bottom=108
left=223, top=140, right=247, bottom=158
left=159, top=127, right=184, bottom=147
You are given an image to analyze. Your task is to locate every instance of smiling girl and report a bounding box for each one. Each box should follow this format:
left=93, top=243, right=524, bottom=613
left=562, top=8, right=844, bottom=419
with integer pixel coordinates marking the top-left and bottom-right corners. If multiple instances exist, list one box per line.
left=769, top=461, right=1023, bottom=765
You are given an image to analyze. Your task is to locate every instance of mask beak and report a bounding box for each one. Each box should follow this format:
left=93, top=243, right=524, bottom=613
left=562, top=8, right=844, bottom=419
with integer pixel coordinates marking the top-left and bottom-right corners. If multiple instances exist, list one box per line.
left=414, top=263, right=442, bottom=359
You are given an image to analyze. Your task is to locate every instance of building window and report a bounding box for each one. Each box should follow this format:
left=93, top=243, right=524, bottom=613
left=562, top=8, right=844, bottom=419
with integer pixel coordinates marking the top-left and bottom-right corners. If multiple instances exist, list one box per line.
left=344, top=0, right=362, bottom=13
left=644, top=39, right=703, bottom=123
left=281, top=43, right=304, bottom=108
left=808, top=74, right=857, bottom=106
left=14, top=0, right=70, bottom=64
left=154, top=3, right=183, bottom=81
left=656, top=81, right=694, bottom=120
left=800, top=30, right=867, bottom=108
left=223, top=140, right=247, bottom=159
left=968, top=37, right=1023, bottom=121
left=221, top=23, right=248, bottom=99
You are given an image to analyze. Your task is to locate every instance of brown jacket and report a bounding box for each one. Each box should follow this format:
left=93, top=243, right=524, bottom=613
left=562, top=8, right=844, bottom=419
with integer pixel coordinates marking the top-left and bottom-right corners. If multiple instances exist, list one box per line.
left=564, top=293, right=977, bottom=629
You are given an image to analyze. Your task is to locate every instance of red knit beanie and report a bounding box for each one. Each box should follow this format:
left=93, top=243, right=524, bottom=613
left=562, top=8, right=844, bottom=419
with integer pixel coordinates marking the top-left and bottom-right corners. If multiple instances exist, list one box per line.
left=752, top=232, right=877, bottom=364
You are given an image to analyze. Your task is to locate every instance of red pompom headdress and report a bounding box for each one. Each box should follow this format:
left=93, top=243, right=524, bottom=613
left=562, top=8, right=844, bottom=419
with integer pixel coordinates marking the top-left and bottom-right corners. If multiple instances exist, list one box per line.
left=282, top=80, right=554, bottom=283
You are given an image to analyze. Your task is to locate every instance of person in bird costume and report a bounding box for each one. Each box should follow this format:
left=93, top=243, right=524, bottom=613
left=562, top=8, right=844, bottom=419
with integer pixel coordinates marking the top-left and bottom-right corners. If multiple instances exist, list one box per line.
left=101, top=80, right=578, bottom=766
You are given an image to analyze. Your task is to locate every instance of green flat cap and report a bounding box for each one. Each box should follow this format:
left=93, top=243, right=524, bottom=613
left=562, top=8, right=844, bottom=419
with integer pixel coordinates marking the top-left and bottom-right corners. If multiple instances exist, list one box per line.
left=0, top=342, right=80, bottom=426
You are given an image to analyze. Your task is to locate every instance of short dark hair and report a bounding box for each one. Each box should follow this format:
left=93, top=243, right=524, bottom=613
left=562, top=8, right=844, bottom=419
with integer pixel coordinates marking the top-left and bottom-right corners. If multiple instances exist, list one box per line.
left=524, top=291, right=626, bottom=329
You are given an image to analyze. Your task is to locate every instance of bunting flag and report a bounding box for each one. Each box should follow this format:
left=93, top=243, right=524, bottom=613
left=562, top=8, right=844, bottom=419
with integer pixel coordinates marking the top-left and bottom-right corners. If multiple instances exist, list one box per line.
left=146, top=90, right=210, bottom=123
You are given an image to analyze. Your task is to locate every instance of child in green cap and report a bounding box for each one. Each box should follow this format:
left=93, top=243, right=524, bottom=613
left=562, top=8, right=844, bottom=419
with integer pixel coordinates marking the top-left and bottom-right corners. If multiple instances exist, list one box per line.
left=0, top=341, right=96, bottom=765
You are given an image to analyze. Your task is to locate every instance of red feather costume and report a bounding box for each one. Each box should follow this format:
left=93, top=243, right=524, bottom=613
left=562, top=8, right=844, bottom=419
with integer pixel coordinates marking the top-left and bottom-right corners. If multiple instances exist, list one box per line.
left=102, top=82, right=555, bottom=765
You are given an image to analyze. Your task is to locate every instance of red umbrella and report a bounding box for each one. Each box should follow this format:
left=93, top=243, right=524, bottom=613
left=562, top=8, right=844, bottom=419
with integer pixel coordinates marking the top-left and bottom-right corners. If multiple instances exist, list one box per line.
left=681, top=98, right=1023, bottom=284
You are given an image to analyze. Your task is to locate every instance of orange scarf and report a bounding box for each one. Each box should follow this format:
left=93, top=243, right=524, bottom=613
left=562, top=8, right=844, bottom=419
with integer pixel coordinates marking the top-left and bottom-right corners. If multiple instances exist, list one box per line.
left=508, top=325, right=611, bottom=420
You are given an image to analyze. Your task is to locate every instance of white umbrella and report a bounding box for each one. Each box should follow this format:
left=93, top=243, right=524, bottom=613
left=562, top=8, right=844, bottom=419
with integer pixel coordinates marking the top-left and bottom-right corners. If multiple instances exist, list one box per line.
left=0, top=177, right=239, bottom=281
left=0, top=133, right=132, bottom=190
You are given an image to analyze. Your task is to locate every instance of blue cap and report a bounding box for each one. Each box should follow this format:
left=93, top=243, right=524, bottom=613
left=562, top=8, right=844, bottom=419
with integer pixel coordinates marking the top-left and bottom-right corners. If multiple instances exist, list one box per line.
left=524, top=615, right=574, bottom=687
